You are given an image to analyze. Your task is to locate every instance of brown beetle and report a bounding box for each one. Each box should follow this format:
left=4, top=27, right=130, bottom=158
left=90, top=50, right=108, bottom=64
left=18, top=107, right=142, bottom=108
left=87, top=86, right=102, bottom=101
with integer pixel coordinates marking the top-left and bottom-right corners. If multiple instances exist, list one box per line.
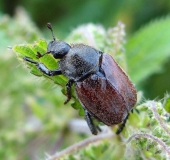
left=23, top=23, right=137, bottom=135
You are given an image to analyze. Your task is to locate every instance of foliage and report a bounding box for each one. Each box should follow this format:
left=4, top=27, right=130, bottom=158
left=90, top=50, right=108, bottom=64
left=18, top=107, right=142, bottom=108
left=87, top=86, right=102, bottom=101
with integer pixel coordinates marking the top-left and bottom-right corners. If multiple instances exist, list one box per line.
left=55, top=101, right=170, bottom=160
left=0, top=4, right=170, bottom=160
left=12, top=11, right=170, bottom=159
left=126, top=15, right=170, bottom=84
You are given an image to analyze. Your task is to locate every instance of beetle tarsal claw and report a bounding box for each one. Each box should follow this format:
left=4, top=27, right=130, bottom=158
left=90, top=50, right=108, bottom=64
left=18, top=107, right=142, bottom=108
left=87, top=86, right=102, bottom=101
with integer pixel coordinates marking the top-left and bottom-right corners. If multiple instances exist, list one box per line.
left=64, top=98, right=70, bottom=104
left=36, top=52, right=42, bottom=59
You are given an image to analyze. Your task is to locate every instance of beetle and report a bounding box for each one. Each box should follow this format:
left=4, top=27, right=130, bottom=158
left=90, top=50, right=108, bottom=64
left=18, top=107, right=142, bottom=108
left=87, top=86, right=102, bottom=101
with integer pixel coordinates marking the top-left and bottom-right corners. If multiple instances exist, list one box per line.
left=23, top=23, right=137, bottom=135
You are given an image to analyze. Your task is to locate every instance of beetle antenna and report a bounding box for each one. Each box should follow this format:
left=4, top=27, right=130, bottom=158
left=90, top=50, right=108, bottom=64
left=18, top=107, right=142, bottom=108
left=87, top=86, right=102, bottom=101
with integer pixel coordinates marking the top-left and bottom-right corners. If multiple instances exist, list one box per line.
left=47, top=23, right=56, bottom=41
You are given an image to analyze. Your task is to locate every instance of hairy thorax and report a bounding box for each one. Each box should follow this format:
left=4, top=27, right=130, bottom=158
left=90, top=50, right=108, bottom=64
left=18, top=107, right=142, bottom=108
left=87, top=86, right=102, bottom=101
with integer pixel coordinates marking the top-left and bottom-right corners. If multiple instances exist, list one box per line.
left=59, top=44, right=102, bottom=81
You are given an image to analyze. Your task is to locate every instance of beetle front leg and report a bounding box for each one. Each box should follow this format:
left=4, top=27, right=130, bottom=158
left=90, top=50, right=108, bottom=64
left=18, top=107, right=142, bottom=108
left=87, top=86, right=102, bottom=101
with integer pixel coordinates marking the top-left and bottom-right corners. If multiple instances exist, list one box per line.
left=36, top=51, right=50, bottom=59
left=23, top=57, right=62, bottom=76
left=64, top=79, right=74, bottom=104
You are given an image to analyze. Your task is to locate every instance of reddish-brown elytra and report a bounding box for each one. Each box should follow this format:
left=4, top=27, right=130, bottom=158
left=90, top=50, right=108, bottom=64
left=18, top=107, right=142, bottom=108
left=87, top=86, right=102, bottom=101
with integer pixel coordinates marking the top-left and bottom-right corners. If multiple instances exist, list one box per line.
left=23, top=23, right=137, bottom=135
left=76, top=53, right=137, bottom=134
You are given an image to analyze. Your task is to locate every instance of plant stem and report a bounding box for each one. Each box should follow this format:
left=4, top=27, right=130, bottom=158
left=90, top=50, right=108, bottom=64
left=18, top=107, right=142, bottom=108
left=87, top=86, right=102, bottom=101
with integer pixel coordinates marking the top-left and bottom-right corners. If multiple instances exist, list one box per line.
left=46, top=132, right=115, bottom=160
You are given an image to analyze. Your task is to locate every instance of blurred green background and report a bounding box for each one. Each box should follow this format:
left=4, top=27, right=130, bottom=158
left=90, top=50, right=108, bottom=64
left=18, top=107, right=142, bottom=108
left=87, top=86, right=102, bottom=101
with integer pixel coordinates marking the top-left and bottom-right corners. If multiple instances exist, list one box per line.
left=0, top=0, right=170, bottom=159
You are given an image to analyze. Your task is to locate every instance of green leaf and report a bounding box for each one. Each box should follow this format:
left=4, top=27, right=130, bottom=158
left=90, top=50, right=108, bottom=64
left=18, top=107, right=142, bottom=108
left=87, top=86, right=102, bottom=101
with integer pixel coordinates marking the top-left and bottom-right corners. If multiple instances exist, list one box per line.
left=164, top=95, right=170, bottom=113
left=79, top=108, right=85, bottom=116
left=13, top=45, right=37, bottom=59
left=71, top=99, right=82, bottom=110
left=126, top=16, right=170, bottom=84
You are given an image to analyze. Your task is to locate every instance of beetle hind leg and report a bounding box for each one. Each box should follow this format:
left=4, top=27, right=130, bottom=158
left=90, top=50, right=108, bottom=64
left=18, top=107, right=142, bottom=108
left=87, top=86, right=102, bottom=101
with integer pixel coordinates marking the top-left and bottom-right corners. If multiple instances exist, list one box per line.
left=85, top=110, right=101, bottom=135
left=116, top=113, right=129, bottom=134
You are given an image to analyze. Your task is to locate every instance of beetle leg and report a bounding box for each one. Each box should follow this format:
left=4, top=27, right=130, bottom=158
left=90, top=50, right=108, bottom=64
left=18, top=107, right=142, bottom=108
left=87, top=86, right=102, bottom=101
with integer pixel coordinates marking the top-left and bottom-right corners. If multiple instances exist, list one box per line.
left=23, top=57, right=37, bottom=64
left=36, top=51, right=50, bottom=59
left=116, top=113, right=129, bottom=134
left=64, top=79, right=74, bottom=104
left=23, top=57, right=62, bottom=76
left=96, top=125, right=102, bottom=132
left=84, top=110, right=98, bottom=135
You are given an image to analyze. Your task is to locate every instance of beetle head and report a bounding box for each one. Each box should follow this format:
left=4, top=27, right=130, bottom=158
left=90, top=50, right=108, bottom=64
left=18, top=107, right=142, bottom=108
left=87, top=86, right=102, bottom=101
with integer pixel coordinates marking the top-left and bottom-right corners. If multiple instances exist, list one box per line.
left=47, top=23, right=71, bottom=59
left=47, top=40, right=70, bottom=59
